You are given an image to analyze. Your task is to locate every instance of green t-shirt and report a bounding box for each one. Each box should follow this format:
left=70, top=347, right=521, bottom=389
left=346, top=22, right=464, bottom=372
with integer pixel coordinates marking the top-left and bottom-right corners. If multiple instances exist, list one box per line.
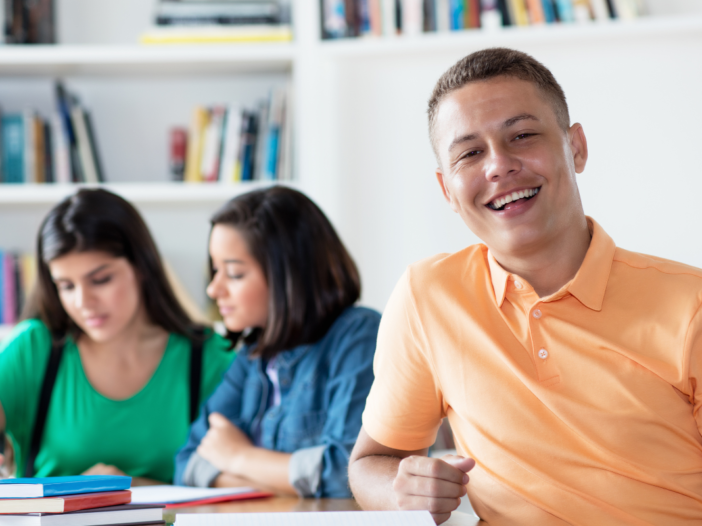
left=0, top=319, right=234, bottom=482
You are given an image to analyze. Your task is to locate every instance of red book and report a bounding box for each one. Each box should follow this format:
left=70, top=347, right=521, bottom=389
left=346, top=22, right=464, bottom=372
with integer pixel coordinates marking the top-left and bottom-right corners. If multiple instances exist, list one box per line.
left=0, top=490, right=132, bottom=514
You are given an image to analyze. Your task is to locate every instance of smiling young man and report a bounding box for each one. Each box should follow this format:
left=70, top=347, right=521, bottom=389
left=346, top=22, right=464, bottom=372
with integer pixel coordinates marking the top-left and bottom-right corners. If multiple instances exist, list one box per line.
left=348, top=48, right=702, bottom=525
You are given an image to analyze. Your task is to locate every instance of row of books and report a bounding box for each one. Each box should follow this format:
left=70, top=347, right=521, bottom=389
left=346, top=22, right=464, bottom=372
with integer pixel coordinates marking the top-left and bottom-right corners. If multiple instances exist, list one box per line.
left=0, top=250, right=35, bottom=326
left=2, top=0, right=55, bottom=44
left=173, top=86, right=292, bottom=183
left=321, top=0, right=648, bottom=39
left=0, top=476, right=164, bottom=526
left=0, top=83, right=105, bottom=184
left=141, top=0, right=292, bottom=44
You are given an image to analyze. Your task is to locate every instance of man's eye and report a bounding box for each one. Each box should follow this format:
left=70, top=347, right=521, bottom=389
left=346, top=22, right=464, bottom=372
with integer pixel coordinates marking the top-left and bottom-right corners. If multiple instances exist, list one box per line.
left=462, top=150, right=482, bottom=159
left=515, top=133, right=535, bottom=140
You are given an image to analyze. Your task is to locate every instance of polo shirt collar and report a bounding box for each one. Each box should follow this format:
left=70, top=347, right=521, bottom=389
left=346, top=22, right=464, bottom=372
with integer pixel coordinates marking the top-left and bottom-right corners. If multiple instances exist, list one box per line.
left=487, top=217, right=616, bottom=311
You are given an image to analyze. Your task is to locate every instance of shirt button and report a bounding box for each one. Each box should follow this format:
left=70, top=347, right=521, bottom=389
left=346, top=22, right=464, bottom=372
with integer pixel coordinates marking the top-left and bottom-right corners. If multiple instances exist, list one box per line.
left=533, top=309, right=542, bottom=319
left=538, top=348, right=549, bottom=359
left=514, top=280, right=523, bottom=289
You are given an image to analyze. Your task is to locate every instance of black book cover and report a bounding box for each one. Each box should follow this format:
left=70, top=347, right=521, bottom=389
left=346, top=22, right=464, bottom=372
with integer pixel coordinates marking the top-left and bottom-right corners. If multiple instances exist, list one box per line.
left=423, top=0, right=436, bottom=32
left=605, top=0, right=617, bottom=18
left=54, top=82, right=84, bottom=183
left=43, top=120, right=54, bottom=183
left=84, top=110, right=105, bottom=182
left=496, top=0, right=511, bottom=25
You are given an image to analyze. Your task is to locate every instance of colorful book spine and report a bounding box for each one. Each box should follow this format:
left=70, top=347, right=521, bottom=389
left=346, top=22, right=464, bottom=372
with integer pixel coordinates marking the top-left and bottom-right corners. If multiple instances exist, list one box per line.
left=554, top=0, right=575, bottom=22
left=541, top=0, right=556, bottom=22
left=449, top=0, right=465, bottom=29
left=2, top=114, right=24, bottom=183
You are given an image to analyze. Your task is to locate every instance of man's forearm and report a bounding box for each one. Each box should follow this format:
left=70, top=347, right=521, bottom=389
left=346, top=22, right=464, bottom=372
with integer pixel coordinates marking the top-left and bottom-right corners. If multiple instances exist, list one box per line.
left=348, top=454, right=402, bottom=510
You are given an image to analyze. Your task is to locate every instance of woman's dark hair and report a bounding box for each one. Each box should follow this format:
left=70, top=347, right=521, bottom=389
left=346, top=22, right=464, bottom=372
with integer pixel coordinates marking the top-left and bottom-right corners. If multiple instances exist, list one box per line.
left=26, top=188, right=198, bottom=342
left=211, top=186, right=361, bottom=359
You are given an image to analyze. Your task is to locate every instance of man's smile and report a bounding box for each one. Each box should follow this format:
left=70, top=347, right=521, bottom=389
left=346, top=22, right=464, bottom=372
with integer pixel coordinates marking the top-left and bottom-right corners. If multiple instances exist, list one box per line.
left=487, top=187, right=540, bottom=211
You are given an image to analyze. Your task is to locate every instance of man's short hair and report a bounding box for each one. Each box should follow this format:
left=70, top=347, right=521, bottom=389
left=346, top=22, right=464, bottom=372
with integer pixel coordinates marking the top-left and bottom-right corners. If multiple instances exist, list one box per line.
left=428, top=47, right=570, bottom=158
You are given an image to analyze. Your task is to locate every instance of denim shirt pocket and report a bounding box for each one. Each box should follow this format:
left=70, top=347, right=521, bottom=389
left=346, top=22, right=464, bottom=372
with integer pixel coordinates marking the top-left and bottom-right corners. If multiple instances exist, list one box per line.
left=277, top=410, right=328, bottom=450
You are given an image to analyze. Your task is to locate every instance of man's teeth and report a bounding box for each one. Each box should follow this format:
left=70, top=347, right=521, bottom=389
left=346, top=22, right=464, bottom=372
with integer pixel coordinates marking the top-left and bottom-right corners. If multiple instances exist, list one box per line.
left=490, top=188, right=539, bottom=210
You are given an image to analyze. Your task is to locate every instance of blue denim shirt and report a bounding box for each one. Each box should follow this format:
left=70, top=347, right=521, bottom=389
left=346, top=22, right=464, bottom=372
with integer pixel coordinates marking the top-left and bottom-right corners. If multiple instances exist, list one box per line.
left=174, top=306, right=381, bottom=498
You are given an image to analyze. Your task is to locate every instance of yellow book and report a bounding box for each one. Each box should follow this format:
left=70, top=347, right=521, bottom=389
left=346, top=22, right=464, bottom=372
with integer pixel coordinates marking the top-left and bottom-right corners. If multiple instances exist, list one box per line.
left=140, top=25, right=293, bottom=45
left=183, top=106, right=210, bottom=183
left=509, top=0, right=530, bottom=26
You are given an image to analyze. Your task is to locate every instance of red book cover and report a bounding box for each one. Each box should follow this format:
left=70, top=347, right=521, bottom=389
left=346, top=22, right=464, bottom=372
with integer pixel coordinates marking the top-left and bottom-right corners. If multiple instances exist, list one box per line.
left=163, top=490, right=272, bottom=509
left=0, top=490, right=132, bottom=514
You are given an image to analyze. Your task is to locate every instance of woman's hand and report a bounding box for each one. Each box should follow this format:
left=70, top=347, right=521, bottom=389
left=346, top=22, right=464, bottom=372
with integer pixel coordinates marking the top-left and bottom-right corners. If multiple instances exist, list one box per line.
left=197, top=412, right=254, bottom=476
left=82, top=463, right=127, bottom=477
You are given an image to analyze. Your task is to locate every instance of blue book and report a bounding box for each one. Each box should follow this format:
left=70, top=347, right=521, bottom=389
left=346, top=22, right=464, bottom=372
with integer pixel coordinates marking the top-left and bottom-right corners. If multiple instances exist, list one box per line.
left=1, top=115, right=25, bottom=183
left=541, top=0, right=556, bottom=22
left=450, top=0, right=465, bottom=30
left=0, top=475, right=131, bottom=498
left=554, top=0, right=575, bottom=22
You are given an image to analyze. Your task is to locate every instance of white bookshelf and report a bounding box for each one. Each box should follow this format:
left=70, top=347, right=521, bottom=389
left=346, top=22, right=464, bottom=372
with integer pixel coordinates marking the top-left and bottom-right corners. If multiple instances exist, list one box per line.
left=0, top=181, right=292, bottom=205
left=0, top=44, right=296, bottom=76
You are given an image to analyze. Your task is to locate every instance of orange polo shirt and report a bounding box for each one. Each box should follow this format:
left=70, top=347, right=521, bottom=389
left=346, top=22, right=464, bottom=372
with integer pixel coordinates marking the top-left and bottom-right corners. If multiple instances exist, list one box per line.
left=363, top=218, right=702, bottom=525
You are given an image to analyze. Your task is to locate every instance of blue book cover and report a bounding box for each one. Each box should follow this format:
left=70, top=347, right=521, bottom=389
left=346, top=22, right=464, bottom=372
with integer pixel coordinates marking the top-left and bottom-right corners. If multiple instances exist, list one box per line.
left=1, top=115, right=25, bottom=184
left=554, top=0, right=575, bottom=21
left=541, top=0, right=556, bottom=22
left=450, top=0, right=465, bottom=30
left=0, top=475, right=131, bottom=498
left=264, top=127, right=280, bottom=181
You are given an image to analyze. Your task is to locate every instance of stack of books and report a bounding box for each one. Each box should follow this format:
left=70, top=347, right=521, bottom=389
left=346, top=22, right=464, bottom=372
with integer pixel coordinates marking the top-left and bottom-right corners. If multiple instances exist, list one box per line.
left=0, top=475, right=165, bottom=526
left=140, top=0, right=293, bottom=44
left=174, top=86, right=292, bottom=183
left=321, top=0, right=648, bottom=39
left=0, top=249, right=36, bottom=326
left=0, top=82, right=105, bottom=185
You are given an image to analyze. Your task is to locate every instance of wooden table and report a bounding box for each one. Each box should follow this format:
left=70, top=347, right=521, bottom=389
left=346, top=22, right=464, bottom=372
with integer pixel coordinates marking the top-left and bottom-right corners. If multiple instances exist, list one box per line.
left=164, top=497, right=361, bottom=524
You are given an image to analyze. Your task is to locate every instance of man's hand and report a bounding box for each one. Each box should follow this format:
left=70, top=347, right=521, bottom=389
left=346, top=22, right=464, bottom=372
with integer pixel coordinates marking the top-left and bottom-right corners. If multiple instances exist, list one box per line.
left=82, top=463, right=127, bottom=477
left=197, top=412, right=253, bottom=475
left=393, top=454, right=476, bottom=524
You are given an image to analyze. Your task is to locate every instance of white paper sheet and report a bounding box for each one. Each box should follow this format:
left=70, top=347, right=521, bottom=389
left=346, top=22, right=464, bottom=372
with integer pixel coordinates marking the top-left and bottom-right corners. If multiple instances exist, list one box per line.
left=174, top=511, right=435, bottom=526
left=130, top=485, right=261, bottom=504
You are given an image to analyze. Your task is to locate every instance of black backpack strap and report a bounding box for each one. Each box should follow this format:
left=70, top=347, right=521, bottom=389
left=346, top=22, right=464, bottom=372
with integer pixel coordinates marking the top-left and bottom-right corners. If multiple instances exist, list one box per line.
left=189, top=334, right=204, bottom=423
left=26, top=339, right=64, bottom=477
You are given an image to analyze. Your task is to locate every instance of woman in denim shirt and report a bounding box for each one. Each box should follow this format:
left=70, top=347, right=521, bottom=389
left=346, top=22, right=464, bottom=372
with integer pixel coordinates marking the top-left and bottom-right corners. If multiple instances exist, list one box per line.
left=175, top=186, right=380, bottom=498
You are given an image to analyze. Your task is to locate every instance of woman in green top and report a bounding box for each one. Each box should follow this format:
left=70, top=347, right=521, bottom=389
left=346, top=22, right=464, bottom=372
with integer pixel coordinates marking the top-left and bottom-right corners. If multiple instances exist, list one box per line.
left=0, top=189, right=233, bottom=484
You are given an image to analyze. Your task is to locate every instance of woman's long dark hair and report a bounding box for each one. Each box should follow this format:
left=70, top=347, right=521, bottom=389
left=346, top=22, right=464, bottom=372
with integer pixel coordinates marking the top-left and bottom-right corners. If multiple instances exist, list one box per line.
left=25, top=188, right=198, bottom=342
left=211, top=186, right=361, bottom=359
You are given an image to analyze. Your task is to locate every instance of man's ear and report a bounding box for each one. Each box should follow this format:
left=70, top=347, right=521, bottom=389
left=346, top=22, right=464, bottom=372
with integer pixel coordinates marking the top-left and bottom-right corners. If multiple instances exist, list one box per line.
left=569, top=123, right=588, bottom=174
left=436, top=169, right=452, bottom=205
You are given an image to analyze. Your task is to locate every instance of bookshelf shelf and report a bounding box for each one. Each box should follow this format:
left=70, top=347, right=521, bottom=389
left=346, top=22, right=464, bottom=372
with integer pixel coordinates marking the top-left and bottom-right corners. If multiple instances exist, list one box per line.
left=318, top=13, right=702, bottom=57
left=0, top=181, right=289, bottom=205
left=0, top=44, right=297, bottom=76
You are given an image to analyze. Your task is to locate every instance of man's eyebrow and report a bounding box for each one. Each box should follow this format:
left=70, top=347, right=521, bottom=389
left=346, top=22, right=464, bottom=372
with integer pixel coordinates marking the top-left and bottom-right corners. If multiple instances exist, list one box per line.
left=448, top=133, right=478, bottom=152
left=503, top=113, right=539, bottom=128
